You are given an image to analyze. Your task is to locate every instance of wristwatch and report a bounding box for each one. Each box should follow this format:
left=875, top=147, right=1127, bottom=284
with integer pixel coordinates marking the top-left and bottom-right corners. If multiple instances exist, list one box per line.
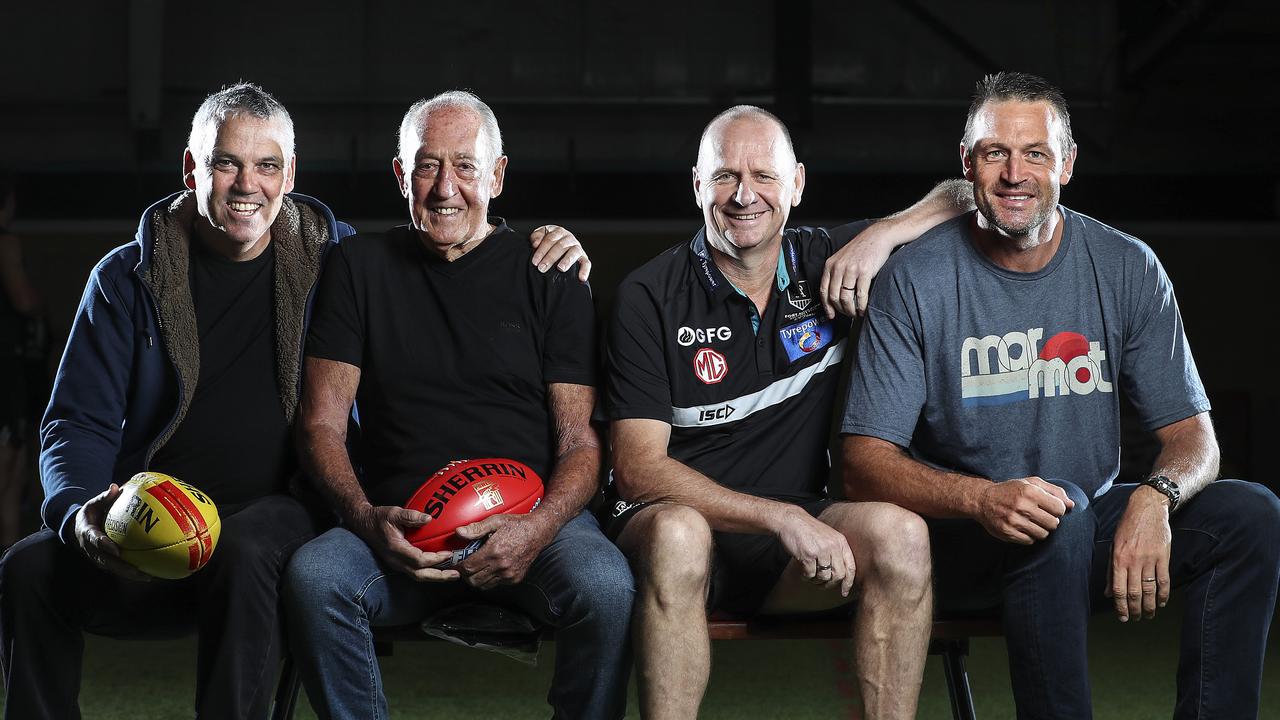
left=1140, top=474, right=1180, bottom=511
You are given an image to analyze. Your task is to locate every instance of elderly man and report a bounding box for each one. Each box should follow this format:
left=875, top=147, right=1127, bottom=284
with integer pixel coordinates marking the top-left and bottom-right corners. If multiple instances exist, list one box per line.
left=605, top=105, right=971, bottom=719
left=841, top=71, right=1280, bottom=719
left=283, top=90, right=632, bottom=719
left=0, top=83, right=590, bottom=720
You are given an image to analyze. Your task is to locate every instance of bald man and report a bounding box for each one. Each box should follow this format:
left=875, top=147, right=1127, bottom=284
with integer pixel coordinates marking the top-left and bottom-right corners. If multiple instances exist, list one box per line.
left=603, top=106, right=970, bottom=719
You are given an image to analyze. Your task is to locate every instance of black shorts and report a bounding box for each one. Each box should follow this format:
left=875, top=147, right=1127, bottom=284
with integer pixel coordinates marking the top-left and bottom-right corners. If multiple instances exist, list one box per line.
left=603, top=493, right=832, bottom=617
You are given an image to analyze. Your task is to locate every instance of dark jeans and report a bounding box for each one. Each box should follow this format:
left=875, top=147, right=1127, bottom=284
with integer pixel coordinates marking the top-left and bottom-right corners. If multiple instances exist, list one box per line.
left=0, top=493, right=321, bottom=720
left=283, top=511, right=635, bottom=720
left=932, top=479, right=1280, bottom=720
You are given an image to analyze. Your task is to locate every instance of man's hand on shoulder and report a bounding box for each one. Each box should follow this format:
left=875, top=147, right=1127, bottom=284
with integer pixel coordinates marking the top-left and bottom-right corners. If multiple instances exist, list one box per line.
left=74, top=484, right=150, bottom=582
left=456, top=513, right=557, bottom=590
left=1107, top=487, right=1172, bottom=623
left=529, top=225, right=591, bottom=282
left=772, top=505, right=857, bottom=598
left=975, top=477, right=1074, bottom=545
left=348, top=504, right=460, bottom=582
left=819, top=223, right=898, bottom=319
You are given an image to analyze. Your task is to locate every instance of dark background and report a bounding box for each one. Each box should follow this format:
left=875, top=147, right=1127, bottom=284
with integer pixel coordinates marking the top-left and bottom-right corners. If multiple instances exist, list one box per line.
left=3, top=0, right=1278, bottom=486
left=1, top=2, right=1278, bottom=714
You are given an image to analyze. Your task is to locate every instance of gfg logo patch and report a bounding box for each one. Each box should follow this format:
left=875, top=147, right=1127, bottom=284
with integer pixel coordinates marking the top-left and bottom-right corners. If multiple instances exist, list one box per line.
left=677, top=325, right=732, bottom=347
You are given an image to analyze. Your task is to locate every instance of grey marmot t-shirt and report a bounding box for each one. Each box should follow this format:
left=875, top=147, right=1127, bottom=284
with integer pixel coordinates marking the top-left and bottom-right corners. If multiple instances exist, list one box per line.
left=841, top=207, right=1209, bottom=498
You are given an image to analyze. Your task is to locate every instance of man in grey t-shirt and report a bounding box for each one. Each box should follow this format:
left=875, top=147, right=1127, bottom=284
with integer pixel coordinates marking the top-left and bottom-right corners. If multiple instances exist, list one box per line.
left=841, top=72, right=1280, bottom=719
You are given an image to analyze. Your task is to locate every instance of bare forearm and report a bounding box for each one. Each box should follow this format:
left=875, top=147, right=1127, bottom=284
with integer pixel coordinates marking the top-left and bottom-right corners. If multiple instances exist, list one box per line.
left=842, top=435, right=989, bottom=520
left=297, top=357, right=370, bottom=524
left=534, top=443, right=601, bottom=531
left=297, top=423, right=371, bottom=524
left=1149, top=412, right=1219, bottom=507
left=615, top=452, right=801, bottom=535
left=874, top=179, right=974, bottom=243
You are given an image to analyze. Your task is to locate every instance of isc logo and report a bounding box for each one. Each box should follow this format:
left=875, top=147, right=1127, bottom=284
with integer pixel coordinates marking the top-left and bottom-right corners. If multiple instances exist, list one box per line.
left=697, top=404, right=735, bottom=423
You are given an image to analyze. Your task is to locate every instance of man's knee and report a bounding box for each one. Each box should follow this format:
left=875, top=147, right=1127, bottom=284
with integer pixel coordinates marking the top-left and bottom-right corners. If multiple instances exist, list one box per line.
left=1, top=530, right=65, bottom=604
left=1191, top=480, right=1280, bottom=561
left=567, top=542, right=635, bottom=619
left=830, top=503, right=931, bottom=593
left=624, top=505, right=713, bottom=599
left=1042, top=479, right=1094, bottom=546
left=282, top=529, right=365, bottom=615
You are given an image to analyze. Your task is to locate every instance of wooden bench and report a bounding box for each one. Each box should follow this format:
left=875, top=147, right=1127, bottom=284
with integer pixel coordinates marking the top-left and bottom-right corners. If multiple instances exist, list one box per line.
left=270, top=616, right=1002, bottom=719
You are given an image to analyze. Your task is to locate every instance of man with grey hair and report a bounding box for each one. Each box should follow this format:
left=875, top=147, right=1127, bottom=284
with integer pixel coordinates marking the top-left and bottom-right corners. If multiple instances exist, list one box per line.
left=842, top=71, right=1280, bottom=718
left=605, top=104, right=971, bottom=719
left=282, top=90, right=633, bottom=719
left=0, top=81, right=354, bottom=719
left=0, top=81, right=592, bottom=718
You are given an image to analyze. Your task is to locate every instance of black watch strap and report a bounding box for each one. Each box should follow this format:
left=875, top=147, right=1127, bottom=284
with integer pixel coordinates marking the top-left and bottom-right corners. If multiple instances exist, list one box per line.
left=1140, top=474, right=1180, bottom=511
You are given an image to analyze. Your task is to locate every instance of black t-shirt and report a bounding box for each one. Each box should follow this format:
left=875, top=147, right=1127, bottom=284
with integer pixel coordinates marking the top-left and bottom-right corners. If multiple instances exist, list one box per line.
left=150, top=240, right=293, bottom=505
left=606, top=222, right=867, bottom=503
left=305, top=221, right=596, bottom=506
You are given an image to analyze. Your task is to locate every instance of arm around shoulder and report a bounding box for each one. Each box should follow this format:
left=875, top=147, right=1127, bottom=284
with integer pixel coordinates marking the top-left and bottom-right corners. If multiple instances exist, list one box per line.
left=820, top=178, right=974, bottom=318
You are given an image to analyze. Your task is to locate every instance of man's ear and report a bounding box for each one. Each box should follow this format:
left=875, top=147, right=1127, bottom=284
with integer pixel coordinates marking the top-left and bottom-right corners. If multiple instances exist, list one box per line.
left=182, top=149, right=197, bottom=190
left=790, top=162, right=806, bottom=207
left=489, top=155, right=508, bottom=198
left=392, top=157, right=410, bottom=198
left=691, top=166, right=702, bottom=209
left=283, top=154, right=297, bottom=194
left=1059, top=144, right=1078, bottom=186
left=960, top=144, right=975, bottom=182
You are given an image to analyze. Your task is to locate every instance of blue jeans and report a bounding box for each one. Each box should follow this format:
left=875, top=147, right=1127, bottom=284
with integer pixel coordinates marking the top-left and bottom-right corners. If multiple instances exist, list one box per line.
left=931, top=479, right=1280, bottom=720
left=283, top=511, right=634, bottom=720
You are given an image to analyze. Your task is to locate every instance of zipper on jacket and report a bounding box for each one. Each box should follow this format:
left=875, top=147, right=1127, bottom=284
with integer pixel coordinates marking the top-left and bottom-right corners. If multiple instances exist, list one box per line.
left=138, top=273, right=184, bottom=468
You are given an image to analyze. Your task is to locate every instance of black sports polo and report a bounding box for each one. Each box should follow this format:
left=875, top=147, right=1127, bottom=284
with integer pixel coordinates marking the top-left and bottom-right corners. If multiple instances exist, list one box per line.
left=606, top=221, right=869, bottom=503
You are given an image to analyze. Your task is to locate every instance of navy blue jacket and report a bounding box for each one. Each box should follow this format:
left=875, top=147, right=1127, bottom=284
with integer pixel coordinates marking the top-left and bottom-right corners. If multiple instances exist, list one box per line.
left=39, top=191, right=355, bottom=543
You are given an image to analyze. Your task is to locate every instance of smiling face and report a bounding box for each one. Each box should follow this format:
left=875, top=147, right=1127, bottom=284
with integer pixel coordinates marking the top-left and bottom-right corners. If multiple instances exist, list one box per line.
left=961, top=100, right=1076, bottom=244
left=392, top=105, right=506, bottom=260
left=693, top=114, right=805, bottom=260
left=184, top=114, right=295, bottom=260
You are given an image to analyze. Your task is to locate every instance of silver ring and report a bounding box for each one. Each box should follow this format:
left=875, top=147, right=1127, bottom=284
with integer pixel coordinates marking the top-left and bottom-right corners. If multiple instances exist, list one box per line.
left=1142, top=577, right=1157, bottom=583
left=816, top=564, right=832, bottom=571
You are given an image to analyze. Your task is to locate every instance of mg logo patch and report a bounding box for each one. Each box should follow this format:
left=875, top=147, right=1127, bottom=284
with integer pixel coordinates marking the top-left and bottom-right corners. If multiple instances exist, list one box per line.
left=693, top=348, right=728, bottom=385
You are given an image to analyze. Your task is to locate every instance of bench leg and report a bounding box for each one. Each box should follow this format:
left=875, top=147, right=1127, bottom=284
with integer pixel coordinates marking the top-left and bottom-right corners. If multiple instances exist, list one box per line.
left=270, top=654, right=303, bottom=720
left=938, top=638, right=977, bottom=720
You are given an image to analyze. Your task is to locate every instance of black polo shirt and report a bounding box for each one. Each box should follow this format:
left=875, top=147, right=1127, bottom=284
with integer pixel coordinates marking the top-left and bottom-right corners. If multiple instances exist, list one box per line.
left=305, top=220, right=596, bottom=507
left=606, top=221, right=869, bottom=503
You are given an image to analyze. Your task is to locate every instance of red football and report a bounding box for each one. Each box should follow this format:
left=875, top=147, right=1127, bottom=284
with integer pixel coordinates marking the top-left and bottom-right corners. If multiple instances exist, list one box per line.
left=403, top=458, right=544, bottom=566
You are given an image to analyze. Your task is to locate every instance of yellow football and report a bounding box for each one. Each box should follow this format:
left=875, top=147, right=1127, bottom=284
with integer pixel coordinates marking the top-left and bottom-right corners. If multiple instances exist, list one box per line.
left=104, top=472, right=221, bottom=579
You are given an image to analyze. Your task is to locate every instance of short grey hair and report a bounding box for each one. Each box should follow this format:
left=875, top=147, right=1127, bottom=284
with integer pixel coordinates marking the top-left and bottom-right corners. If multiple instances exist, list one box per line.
left=187, top=82, right=295, bottom=163
left=397, top=90, right=504, bottom=169
left=962, top=72, right=1074, bottom=158
left=697, top=105, right=798, bottom=172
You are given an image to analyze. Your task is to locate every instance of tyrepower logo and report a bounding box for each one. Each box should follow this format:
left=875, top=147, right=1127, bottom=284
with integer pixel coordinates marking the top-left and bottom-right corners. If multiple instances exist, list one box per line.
left=677, top=325, right=732, bottom=347
left=693, top=348, right=728, bottom=384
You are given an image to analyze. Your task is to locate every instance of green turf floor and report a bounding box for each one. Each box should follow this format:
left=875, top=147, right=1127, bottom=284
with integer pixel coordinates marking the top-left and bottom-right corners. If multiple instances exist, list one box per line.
left=5, top=602, right=1279, bottom=718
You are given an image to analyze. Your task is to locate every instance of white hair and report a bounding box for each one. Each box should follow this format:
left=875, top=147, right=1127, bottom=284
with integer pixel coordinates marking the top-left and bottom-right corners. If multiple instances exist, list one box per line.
left=187, top=82, right=295, bottom=163
left=397, top=90, right=503, bottom=169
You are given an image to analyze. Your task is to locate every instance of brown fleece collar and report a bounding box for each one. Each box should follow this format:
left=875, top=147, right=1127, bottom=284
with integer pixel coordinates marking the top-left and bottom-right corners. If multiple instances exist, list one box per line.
left=141, top=192, right=330, bottom=454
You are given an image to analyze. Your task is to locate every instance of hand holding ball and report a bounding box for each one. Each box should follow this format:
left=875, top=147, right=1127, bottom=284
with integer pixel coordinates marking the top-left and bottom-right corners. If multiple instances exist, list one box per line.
left=403, top=458, right=543, bottom=567
left=104, top=472, right=221, bottom=579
